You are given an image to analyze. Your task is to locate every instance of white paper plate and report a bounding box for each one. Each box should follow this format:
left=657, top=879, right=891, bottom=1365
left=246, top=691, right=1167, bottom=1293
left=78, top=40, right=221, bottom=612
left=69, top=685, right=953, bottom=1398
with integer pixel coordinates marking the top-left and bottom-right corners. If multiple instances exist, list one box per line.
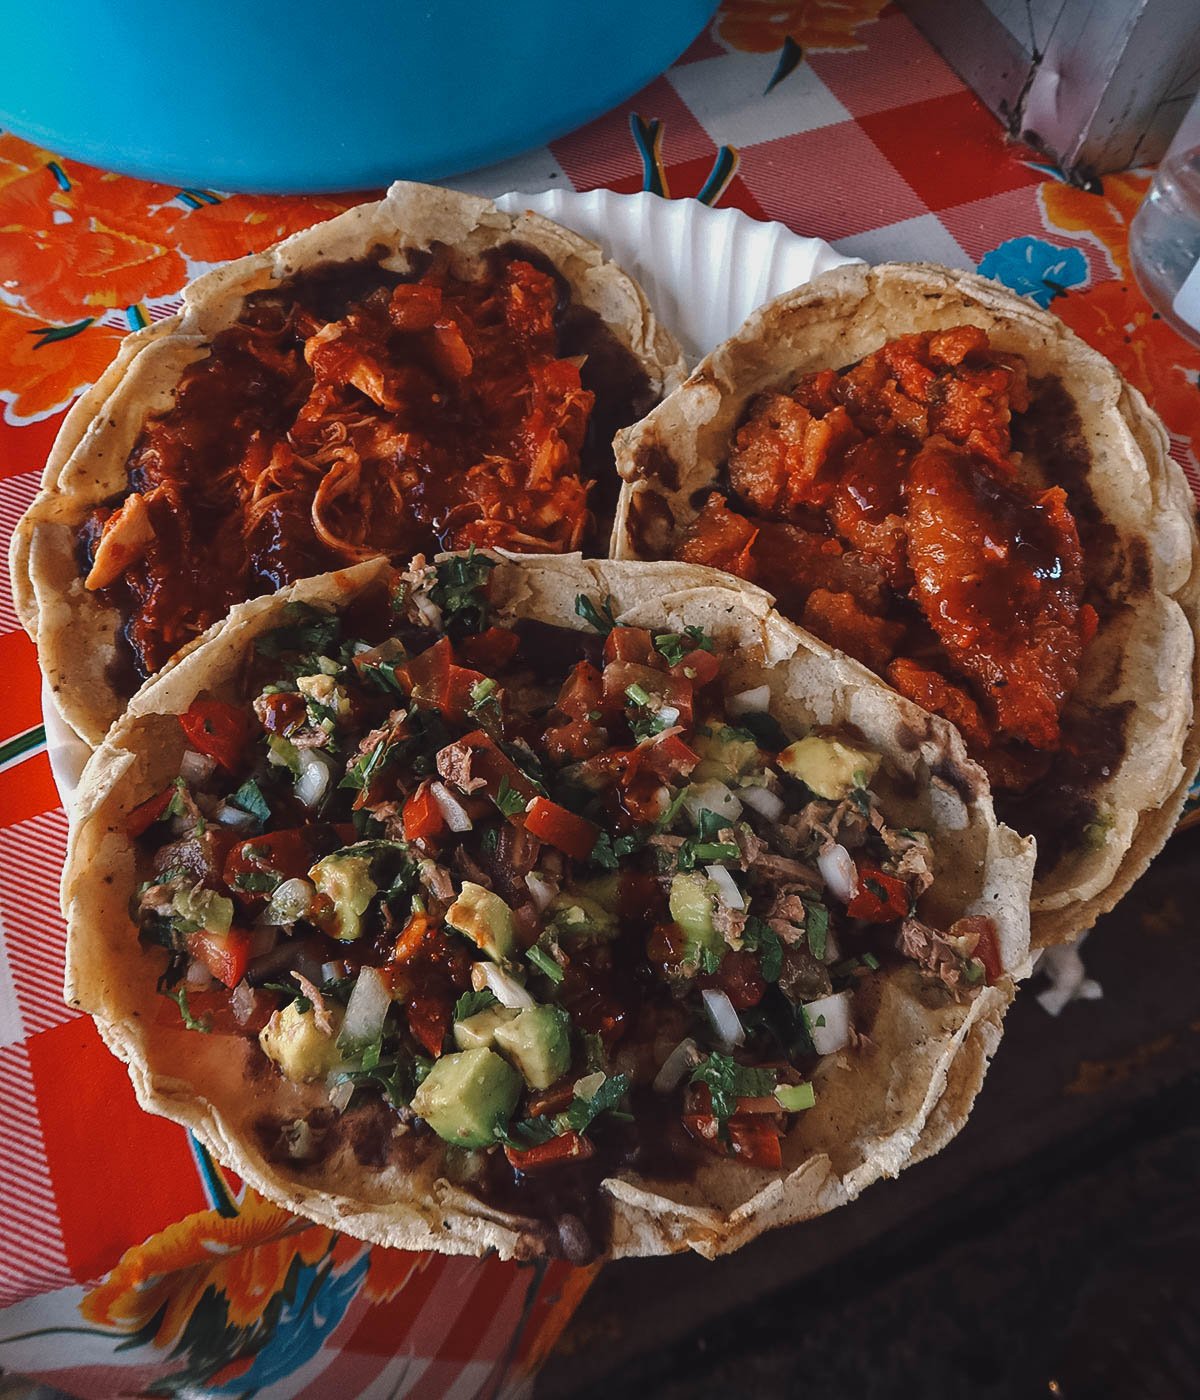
left=43, top=191, right=855, bottom=806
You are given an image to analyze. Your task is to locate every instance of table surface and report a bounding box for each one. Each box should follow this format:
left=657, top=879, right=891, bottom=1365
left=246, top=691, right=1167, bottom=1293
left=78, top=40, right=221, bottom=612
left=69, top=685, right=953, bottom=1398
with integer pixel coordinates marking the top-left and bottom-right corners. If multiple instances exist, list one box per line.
left=1, top=4, right=1198, bottom=1398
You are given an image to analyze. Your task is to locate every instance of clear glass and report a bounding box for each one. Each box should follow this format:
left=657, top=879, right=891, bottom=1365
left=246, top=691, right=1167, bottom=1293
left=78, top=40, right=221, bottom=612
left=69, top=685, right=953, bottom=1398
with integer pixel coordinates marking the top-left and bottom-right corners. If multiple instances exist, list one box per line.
left=1130, top=93, right=1200, bottom=346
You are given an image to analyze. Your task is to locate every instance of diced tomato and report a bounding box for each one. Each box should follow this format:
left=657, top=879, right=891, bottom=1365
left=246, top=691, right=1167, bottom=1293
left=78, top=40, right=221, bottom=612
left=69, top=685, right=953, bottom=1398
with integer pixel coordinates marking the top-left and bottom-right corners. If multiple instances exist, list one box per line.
left=441, top=730, right=540, bottom=805
left=224, top=828, right=317, bottom=897
left=526, top=1080, right=577, bottom=1117
left=179, top=699, right=254, bottom=772
left=186, top=927, right=252, bottom=989
left=504, top=1130, right=595, bottom=1172
left=127, top=785, right=174, bottom=837
left=604, top=627, right=658, bottom=666
left=682, top=1111, right=783, bottom=1168
left=457, top=626, right=520, bottom=672
left=700, top=949, right=766, bottom=1010
left=523, top=796, right=598, bottom=861
left=602, top=661, right=694, bottom=729
left=628, top=731, right=700, bottom=783
left=950, top=915, right=1003, bottom=982
left=726, top=1116, right=784, bottom=1169
left=157, top=985, right=274, bottom=1036
left=545, top=718, right=609, bottom=765
left=671, top=648, right=721, bottom=688
left=555, top=660, right=604, bottom=720
left=406, top=991, right=452, bottom=1057
left=846, top=864, right=911, bottom=923
left=396, top=638, right=487, bottom=724
left=255, top=691, right=306, bottom=735
left=403, top=782, right=447, bottom=843
left=619, top=772, right=670, bottom=826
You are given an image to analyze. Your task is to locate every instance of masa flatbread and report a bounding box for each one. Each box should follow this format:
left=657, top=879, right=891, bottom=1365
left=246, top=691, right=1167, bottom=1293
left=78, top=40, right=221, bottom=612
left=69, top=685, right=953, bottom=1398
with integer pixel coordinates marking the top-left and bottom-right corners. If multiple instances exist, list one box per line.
left=64, top=553, right=1033, bottom=1260
left=11, top=180, right=686, bottom=747
left=611, top=262, right=1200, bottom=947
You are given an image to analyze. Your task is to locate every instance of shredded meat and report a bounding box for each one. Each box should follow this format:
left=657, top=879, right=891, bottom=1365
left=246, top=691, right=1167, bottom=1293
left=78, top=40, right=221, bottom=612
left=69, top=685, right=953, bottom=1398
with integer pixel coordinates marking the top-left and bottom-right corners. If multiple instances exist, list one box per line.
left=291, top=971, right=334, bottom=1033
left=897, top=918, right=976, bottom=999
left=436, top=738, right=487, bottom=794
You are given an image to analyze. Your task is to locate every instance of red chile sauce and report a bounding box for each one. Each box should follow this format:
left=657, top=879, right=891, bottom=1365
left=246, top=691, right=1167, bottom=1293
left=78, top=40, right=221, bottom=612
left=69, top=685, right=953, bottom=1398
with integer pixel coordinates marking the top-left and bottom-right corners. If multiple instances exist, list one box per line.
left=80, top=245, right=656, bottom=690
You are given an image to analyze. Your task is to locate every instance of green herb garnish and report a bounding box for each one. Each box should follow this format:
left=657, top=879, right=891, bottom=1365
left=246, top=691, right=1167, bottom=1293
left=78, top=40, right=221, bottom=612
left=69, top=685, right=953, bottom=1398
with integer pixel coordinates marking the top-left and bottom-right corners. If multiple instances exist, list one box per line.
left=453, top=988, right=499, bottom=1022
left=165, top=984, right=211, bottom=1033
left=574, top=593, right=619, bottom=635
left=653, top=626, right=714, bottom=667
left=742, top=916, right=783, bottom=982
left=690, top=1053, right=776, bottom=1123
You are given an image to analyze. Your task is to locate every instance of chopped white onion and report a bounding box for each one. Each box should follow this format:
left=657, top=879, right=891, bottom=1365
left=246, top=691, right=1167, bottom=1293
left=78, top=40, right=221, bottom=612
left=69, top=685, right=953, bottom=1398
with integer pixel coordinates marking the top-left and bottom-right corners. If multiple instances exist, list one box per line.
left=573, top=1071, right=607, bottom=1101
left=321, top=960, right=343, bottom=982
left=430, top=781, right=473, bottom=832
left=185, top=960, right=213, bottom=988
left=704, top=863, right=746, bottom=910
left=525, top=871, right=558, bottom=911
left=215, top=802, right=257, bottom=829
left=230, top=979, right=256, bottom=1025
left=652, top=1037, right=700, bottom=1093
left=737, top=784, right=785, bottom=823
left=412, top=593, right=443, bottom=628
left=180, top=748, right=216, bottom=785
left=727, top=685, right=771, bottom=716
left=818, top=843, right=857, bottom=903
left=701, top=988, right=745, bottom=1048
left=682, top=780, right=742, bottom=827
left=265, top=877, right=315, bottom=926
left=806, top=990, right=853, bottom=1055
left=296, top=749, right=333, bottom=808
left=327, top=1078, right=355, bottom=1113
left=658, top=705, right=681, bottom=727
left=471, top=961, right=535, bottom=1009
left=338, top=966, right=392, bottom=1050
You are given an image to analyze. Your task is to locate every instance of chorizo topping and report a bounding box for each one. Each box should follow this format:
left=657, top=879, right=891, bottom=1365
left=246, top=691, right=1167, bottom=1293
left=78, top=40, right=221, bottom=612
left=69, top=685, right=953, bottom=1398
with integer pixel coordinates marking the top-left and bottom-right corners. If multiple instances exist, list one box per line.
left=675, top=328, right=1095, bottom=793
left=129, top=551, right=1004, bottom=1243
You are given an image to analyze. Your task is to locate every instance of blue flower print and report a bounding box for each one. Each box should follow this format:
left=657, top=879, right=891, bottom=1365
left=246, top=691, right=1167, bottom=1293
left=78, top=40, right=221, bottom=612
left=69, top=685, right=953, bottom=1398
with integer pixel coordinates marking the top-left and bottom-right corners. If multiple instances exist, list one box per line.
left=978, top=237, right=1088, bottom=308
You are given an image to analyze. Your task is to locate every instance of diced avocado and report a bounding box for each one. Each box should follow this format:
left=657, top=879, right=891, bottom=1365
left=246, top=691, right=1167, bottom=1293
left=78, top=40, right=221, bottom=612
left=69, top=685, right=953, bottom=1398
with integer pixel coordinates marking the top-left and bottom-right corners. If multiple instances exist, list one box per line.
left=692, top=729, right=761, bottom=786
left=296, top=672, right=351, bottom=723
left=411, top=1047, right=521, bottom=1147
left=493, top=1005, right=572, bottom=1090
left=774, top=1081, right=816, bottom=1112
left=454, top=1005, right=520, bottom=1051
left=668, top=872, right=724, bottom=964
left=308, top=852, right=377, bottom=941
left=172, top=883, right=234, bottom=935
left=574, top=873, right=620, bottom=912
left=446, top=882, right=516, bottom=962
left=549, top=892, right=618, bottom=944
left=259, top=1001, right=345, bottom=1083
left=778, top=735, right=881, bottom=800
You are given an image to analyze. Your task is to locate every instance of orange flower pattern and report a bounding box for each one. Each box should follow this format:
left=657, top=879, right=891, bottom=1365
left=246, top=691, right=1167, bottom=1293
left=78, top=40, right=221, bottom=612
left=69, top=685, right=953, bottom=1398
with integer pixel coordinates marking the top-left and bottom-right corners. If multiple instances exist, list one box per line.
left=80, top=1189, right=334, bottom=1348
left=717, top=0, right=888, bottom=54
left=1038, top=173, right=1200, bottom=455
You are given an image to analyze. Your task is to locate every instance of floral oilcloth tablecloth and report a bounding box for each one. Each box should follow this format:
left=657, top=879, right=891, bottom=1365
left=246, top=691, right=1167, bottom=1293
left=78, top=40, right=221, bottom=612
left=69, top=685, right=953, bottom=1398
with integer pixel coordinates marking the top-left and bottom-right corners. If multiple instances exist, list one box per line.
left=2, top=4, right=1199, bottom=1397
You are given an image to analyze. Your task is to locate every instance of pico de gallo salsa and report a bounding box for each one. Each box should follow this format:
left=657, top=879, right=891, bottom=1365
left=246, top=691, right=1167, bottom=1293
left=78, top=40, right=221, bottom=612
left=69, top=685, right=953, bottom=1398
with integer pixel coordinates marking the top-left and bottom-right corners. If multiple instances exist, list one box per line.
left=130, top=551, right=1002, bottom=1255
left=673, top=327, right=1097, bottom=802
left=80, top=244, right=656, bottom=682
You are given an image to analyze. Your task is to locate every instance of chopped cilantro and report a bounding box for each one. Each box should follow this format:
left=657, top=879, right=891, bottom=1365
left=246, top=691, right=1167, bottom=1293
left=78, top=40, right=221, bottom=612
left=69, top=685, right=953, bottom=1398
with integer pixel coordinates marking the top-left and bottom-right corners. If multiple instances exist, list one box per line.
left=804, top=899, right=830, bottom=962
left=742, top=916, right=783, bottom=982
left=574, top=593, right=619, bottom=634
left=361, top=658, right=405, bottom=694
left=469, top=677, right=500, bottom=717
left=678, top=808, right=740, bottom=872
left=229, top=778, right=271, bottom=826
left=653, top=626, right=714, bottom=666
left=561, top=1073, right=629, bottom=1133
left=526, top=944, right=565, bottom=983
left=263, top=980, right=312, bottom=1013
left=589, top=827, right=648, bottom=870
left=696, top=945, right=724, bottom=975
left=233, top=869, right=279, bottom=894
left=164, top=777, right=190, bottom=820
left=256, top=603, right=340, bottom=659
left=734, top=710, right=789, bottom=752
left=431, top=548, right=496, bottom=631
left=453, top=988, right=498, bottom=1022
left=165, top=984, right=211, bottom=1033
left=494, top=778, right=528, bottom=818
left=340, top=736, right=391, bottom=792
left=690, top=1053, right=776, bottom=1122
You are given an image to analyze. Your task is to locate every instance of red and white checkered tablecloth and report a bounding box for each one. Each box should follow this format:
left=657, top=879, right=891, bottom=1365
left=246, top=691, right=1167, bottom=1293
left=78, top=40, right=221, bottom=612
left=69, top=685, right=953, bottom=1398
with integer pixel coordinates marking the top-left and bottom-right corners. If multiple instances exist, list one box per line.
left=1, top=4, right=1198, bottom=1397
